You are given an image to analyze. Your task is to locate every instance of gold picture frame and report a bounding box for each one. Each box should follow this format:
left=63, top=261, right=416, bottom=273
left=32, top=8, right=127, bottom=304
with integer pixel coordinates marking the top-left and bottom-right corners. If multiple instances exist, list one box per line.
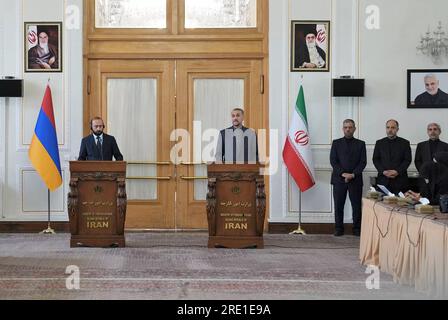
left=24, top=22, right=62, bottom=72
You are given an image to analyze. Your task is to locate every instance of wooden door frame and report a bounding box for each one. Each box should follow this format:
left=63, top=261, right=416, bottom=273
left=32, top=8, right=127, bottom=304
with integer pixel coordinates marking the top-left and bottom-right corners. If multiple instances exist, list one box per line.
left=175, top=59, right=265, bottom=229
left=83, top=0, right=270, bottom=229
left=87, top=59, right=177, bottom=229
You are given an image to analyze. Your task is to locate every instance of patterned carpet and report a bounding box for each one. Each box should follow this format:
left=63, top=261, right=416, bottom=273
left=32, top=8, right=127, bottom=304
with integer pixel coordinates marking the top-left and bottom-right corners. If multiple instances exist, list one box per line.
left=0, top=233, right=426, bottom=300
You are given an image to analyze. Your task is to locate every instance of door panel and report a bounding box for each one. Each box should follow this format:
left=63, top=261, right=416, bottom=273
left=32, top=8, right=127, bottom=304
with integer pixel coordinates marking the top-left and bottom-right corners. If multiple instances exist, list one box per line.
left=176, top=60, right=263, bottom=229
left=191, top=78, right=245, bottom=201
left=107, top=78, right=158, bottom=201
left=87, top=59, right=263, bottom=229
left=88, top=60, right=176, bottom=229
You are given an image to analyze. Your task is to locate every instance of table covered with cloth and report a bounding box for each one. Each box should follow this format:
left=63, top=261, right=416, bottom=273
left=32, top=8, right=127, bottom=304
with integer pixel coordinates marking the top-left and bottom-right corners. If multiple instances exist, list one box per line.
left=360, top=198, right=448, bottom=298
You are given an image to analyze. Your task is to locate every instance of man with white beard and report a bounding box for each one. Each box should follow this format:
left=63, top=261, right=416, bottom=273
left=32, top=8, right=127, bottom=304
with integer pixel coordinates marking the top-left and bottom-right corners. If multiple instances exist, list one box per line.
left=28, top=31, right=58, bottom=69
left=414, top=74, right=448, bottom=106
left=296, top=25, right=326, bottom=69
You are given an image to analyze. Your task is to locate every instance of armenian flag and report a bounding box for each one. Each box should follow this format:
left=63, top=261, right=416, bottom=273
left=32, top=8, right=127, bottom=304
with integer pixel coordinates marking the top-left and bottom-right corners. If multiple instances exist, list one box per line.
left=29, top=85, right=62, bottom=191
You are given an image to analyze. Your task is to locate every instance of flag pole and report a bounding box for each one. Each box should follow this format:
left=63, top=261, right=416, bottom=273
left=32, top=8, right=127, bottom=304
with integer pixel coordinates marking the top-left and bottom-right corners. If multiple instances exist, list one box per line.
left=290, top=190, right=306, bottom=235
left=290, top=75, right=305, bottom=235
left=40, top=189, right=55, bottom=234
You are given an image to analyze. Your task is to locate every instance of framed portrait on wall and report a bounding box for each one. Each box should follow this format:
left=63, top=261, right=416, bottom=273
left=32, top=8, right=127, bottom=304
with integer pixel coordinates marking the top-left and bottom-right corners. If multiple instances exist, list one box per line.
left=24, top=22, right=62, bottom=72
left=407, top=69, right=448, bottom=108
left=291, top=20, right=330, bottom=72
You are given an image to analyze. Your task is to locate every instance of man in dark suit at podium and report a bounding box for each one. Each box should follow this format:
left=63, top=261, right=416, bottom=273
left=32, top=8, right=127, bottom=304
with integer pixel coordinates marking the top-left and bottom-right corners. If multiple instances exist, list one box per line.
left=215, top=108, right=258, bottom=164
left=78, top=116, right=123, bottom=161
left=373, top=119, right=411, bottom=194
left=330, top=119, right=367, bottom=237
left=415, top=123, right=448, bottom=173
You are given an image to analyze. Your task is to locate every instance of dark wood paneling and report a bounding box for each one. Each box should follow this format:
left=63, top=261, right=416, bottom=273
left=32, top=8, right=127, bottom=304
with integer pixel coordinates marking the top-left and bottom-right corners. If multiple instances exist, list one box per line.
left=269, top=223, right=354, bottom=234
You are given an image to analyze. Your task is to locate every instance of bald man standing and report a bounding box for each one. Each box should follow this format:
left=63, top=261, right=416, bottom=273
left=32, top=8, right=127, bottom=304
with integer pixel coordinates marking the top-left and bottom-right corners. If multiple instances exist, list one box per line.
left=373, top=120, right=412, bottom=194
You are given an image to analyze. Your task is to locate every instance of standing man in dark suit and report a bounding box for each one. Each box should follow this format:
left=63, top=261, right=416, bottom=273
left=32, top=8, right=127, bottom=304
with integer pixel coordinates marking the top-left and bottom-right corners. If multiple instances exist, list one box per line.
left=330, top=119, right=367, bottom=237
left=373, top=119, right=412, bottom=195
left=78, top=116, right=123, bottom=161
left=215, top=108, right=258, bottom=164
left=414, top=123, right=448, bottom=173
left=406, top=152, right=448, bottom=210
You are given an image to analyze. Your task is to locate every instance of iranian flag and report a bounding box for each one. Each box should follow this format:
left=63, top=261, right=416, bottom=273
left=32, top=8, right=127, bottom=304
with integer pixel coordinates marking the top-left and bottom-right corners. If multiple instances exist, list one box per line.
left=282, top=85, right=316, bottom=192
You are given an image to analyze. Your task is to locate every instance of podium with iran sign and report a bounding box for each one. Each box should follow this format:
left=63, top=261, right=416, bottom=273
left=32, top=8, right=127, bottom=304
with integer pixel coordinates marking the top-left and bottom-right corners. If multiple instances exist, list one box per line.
left=68, top=161, right=127, bottom=247
left=206, top=164, right=266, bottom=248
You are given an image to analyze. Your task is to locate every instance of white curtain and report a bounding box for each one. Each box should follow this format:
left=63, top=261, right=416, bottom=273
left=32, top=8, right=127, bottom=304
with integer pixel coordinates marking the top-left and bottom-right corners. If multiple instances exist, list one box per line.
left=107, top=78, right=158, bottom=200
left=95, top=0, right=167, bottom=28
left=193, top=78, right=244, bottom=200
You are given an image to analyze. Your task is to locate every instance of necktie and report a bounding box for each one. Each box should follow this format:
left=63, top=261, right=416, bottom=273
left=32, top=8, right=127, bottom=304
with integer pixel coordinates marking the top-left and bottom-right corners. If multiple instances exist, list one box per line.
left=96, top=136, right=103, bottom=160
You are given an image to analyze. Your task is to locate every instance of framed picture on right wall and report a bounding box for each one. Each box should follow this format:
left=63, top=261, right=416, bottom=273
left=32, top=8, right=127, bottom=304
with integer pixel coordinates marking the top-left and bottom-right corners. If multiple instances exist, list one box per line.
left=407, top=69, right=448, bottom=108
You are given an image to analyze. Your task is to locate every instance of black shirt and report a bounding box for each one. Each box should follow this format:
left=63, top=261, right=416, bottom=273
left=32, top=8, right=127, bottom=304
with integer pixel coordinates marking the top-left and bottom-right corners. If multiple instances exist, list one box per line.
left=429, top=139, right=440, bottom=160
left=414, top=89, right=448, bottom=105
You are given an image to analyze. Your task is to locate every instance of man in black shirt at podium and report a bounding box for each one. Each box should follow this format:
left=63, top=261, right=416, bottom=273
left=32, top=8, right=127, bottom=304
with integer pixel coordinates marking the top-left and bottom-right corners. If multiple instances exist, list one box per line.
left=215, top=108, right=258, bottom=164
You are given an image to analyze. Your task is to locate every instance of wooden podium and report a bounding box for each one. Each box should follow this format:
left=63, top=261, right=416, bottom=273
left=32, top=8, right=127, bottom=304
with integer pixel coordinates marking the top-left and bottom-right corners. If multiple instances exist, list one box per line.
left=206, top=164, right=266, bottom=248
left=68, top=161, right=127, bottom=247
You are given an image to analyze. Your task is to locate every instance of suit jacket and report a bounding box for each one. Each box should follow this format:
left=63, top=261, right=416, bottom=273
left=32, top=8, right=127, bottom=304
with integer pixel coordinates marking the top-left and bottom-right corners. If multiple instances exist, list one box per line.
left=414, top=139, right=448, bottom=173
left=330, top=137, right=367, bottom=185
left=215, top=126, right=259, bottom=163
left=78, top=133, right=123, bottom=161
left=418, top=161, right=448, bottom=205
left=372, top=137, right=412, bottom=193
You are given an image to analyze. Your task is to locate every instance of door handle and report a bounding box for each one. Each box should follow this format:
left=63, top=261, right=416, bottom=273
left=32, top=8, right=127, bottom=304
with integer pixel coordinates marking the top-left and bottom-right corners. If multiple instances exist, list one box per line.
left=126, top=176, right=171, bottom=180
left=127, top=161, right=171, bottom=165
left=180, top=176, right=208, bottom=180
left=179, top=162, right=207, bottom=165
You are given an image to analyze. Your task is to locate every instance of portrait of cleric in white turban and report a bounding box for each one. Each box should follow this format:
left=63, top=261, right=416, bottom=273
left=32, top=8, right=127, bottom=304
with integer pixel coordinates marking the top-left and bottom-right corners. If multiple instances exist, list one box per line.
left=291, top=21, right=330, bottom=72
left=25, top=23, right=62, bottom=72
left=408, top=69, right=448, bottom=108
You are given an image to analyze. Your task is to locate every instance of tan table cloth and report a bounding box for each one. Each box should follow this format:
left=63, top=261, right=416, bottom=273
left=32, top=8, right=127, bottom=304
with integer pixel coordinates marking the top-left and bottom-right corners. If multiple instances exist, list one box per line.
left=360, top=198, right=448, bottom=298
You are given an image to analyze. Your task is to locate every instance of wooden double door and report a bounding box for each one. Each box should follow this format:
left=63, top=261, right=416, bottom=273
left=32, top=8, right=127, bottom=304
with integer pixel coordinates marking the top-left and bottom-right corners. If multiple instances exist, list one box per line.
left=86, top=59, right=264, bottom=230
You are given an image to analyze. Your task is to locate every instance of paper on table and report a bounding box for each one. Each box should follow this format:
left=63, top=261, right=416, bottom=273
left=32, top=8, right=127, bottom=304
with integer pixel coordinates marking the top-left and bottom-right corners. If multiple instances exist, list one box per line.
left=377, top=184, right=395, bottom=197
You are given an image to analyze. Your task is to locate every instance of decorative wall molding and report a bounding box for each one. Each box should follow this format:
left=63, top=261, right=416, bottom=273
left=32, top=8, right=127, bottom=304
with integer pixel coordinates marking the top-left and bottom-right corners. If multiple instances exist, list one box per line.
left=20, top=168, right=66, bottom=213
left=0, top=98, right=5, bottom=219
left=0, top=0, right=75, bottom=221
left=0, top=6, right=5, bottom=217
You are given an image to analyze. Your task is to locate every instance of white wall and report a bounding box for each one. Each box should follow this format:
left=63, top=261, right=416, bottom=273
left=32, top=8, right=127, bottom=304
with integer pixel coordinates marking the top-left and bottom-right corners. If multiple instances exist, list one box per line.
left=269, top=0, right=448, bottom=224
left=0, top=0, right=83, bottom=221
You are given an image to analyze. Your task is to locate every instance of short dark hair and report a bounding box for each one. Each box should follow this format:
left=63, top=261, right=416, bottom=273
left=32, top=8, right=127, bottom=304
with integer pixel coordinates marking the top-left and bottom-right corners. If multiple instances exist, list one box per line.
left=232, top=108, right=244, bottom=115
left=343, top=119, right=355, bottom=126
left=386, top=119, right=399, bottom=128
